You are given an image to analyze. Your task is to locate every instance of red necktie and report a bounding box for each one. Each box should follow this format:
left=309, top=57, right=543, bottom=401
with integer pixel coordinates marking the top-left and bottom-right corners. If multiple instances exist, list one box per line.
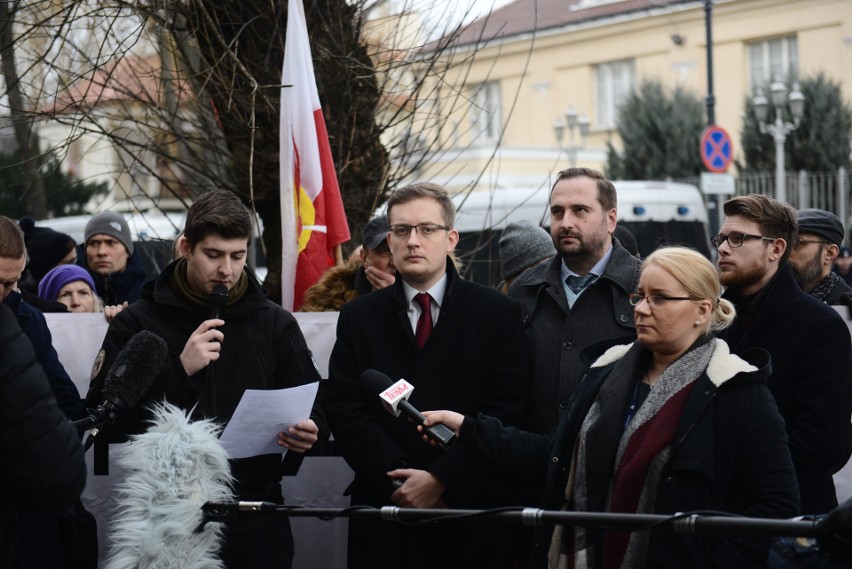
left=415, top=293, right=433, bottom=348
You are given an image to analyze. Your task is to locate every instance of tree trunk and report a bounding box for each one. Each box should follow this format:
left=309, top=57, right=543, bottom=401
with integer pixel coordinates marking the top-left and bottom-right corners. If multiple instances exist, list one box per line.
left=0, top=0, right=46, bottom=218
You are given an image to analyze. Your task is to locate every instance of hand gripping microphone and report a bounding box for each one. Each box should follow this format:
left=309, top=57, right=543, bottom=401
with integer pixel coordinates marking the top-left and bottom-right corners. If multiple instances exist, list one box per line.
left=74, top=330, right=169, bottom=450
left=360, top=369, right=456, bottom=448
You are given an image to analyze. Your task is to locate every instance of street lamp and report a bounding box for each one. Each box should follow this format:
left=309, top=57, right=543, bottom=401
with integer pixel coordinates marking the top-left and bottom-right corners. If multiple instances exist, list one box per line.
left=752, top=79, right=806, bottom=203
left=553, top=106, right=590, bottom=168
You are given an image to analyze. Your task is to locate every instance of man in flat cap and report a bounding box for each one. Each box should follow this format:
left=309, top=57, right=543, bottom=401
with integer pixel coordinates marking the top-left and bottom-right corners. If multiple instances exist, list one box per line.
left=789, top=208, right=852, bottom=305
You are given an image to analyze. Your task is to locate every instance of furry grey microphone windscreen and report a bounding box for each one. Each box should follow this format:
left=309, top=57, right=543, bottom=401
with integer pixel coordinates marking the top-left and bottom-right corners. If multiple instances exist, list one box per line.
left=102, top=331, right=169, bottom=408
left=105, top=402, right=233, bottom=569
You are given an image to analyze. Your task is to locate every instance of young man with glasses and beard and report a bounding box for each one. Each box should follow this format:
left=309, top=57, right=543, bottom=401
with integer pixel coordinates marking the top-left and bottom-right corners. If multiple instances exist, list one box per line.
left=714, top=194, right=852, bottom=516
left=326, top=182, right=528, bottom=569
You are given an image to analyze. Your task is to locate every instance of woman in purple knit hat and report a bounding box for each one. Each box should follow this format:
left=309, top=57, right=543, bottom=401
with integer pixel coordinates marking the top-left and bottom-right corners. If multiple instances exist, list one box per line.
left=38, top=264, right=126, bottom=321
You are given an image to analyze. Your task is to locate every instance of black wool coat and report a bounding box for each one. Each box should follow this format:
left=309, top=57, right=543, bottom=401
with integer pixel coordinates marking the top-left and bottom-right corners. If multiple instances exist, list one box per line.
left=327, top=259, right=528, bottom=568
left=720, top=265, right=852, bottom=514
left=0, top=304, right=86, bottom=567
left=508, top=240, right=640, bottom=435
left=461, top=339, right=800, bottom=569
left=85, top=260, right=325, bottom=501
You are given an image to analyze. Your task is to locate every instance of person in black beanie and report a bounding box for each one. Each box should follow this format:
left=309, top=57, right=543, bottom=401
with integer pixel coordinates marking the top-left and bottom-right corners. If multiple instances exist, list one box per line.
left=17, top=218, right=76, bottom=313
left=19, top=217, right=77, bottom=283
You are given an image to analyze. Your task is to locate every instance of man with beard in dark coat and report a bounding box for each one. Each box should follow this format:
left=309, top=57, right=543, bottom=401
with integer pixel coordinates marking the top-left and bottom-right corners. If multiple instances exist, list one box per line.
left=85, top=190, right=326, bottom=569
left=508, top=168, right=640, bottom=437
left=789, top=208, right=852, bottom=305
left=505, top=168, right=640, bottom=561
left=715, top=194, right=852, bottom=515
left=326, top=182, right=528, bottom=569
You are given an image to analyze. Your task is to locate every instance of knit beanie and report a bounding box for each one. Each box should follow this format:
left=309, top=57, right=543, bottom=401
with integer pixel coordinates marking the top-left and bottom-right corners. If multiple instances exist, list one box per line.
left=38, top=264, right=97, bottom=303
left=499, top=220, right=555, bottom=280
left=85, top=211, right=134, bottom=256
left=19, top=216, right=76, bottom=282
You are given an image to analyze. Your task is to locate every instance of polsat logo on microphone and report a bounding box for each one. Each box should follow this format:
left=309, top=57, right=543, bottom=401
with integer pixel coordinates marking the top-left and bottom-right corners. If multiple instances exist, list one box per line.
left=378, top=379, right=414, bottom=416
left=383, top=380, right=412, bottom=402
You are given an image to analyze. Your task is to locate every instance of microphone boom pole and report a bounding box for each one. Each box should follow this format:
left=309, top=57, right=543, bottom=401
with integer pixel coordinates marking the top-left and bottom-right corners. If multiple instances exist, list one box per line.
left=200, top=502, right=823, bottom=538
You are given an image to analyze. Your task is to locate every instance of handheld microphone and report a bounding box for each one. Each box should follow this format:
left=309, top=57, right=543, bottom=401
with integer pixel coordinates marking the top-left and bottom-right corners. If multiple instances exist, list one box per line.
left=360, top=369, right=456, bottom=448
left=209, top=284, right=229, bottom=326
left=75, top=330, right=169, bottom=450
left=204, top=284, right=228, bottom=418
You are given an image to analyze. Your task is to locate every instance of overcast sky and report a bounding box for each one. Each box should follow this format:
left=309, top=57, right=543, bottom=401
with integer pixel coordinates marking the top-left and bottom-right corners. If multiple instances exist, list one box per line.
left=454, top=0, right=515, bottom=23
left=384, top=0, right=515, bottom=32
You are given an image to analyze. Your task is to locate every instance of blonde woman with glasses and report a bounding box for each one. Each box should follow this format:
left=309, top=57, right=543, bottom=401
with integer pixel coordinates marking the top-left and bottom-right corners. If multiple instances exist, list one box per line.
left=421, top=246, right=799, bottom=569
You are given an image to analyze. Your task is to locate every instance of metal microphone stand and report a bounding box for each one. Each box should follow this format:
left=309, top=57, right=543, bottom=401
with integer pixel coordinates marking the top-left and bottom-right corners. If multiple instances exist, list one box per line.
left=200, top=502, right=823, bottom=537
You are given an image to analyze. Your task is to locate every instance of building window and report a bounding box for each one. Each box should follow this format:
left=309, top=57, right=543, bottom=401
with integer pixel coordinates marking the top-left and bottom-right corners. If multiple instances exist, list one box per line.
left=748, top=35, right=798, bottom=94
left=596, top=59, right=635, bottom=129
left=470, top=81, right=501, bottom=141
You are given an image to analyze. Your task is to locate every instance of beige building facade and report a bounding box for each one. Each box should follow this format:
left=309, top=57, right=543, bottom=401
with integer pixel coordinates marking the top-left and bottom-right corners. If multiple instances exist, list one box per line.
left=402, top=0, right=852, bottom=195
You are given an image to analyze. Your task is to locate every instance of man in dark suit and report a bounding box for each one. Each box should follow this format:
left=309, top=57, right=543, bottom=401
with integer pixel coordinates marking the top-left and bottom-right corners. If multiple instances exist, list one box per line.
left=715, top=194, right=852, bottom=515
left=326, top=182, right=528, bottom=569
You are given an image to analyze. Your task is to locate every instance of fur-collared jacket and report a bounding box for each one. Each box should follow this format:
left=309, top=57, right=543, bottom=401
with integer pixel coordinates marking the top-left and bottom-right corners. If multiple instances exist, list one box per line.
left=0, top=304, right=86, bottom=567
left=460, top=337, right=800, bottom=569
left=300, top=258, right=372, bottom=312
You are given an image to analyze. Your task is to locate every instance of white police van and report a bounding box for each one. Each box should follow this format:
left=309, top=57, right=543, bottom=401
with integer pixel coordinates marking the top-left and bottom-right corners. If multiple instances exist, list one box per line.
left=39, top=211, right=268, bottom=281
left=450, top=181, right=712, bottom=286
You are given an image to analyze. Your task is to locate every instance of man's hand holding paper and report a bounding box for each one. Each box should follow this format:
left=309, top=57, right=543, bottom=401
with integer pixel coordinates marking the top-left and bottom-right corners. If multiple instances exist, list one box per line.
left=219, top=382, right=320, bottom=459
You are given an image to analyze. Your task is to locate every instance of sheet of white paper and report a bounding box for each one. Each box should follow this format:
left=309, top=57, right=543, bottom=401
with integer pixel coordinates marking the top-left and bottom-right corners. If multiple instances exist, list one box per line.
left=219, top=382, right=319, bottom=459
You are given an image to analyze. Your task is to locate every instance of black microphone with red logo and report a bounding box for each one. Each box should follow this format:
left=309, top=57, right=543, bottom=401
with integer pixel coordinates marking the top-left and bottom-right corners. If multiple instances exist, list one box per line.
left=359, top=369, right=456, bottom=448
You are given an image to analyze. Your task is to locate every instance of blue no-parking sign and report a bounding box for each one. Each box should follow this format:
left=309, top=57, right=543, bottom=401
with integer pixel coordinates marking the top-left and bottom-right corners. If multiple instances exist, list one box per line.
left=701, top=125, right=733, bottom=173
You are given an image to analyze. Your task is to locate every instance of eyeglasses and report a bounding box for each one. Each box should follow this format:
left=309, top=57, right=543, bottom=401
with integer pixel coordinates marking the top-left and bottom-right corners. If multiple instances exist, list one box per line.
left=794, top=238, right=831, bottom=248
left=710, top=232, right=775, bottom=249
left=388, top=223, right=450, bottom=239
left=628, top=293, right=696, bottom=308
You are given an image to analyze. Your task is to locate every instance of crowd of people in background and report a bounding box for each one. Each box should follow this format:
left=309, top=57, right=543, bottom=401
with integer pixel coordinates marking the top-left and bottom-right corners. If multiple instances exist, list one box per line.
left=3, top=170, right=852, bottom=569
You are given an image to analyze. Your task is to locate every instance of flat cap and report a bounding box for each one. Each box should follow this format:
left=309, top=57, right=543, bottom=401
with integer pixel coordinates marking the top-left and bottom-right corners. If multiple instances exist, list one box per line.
left=797, top=208, right=845, bottom=245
